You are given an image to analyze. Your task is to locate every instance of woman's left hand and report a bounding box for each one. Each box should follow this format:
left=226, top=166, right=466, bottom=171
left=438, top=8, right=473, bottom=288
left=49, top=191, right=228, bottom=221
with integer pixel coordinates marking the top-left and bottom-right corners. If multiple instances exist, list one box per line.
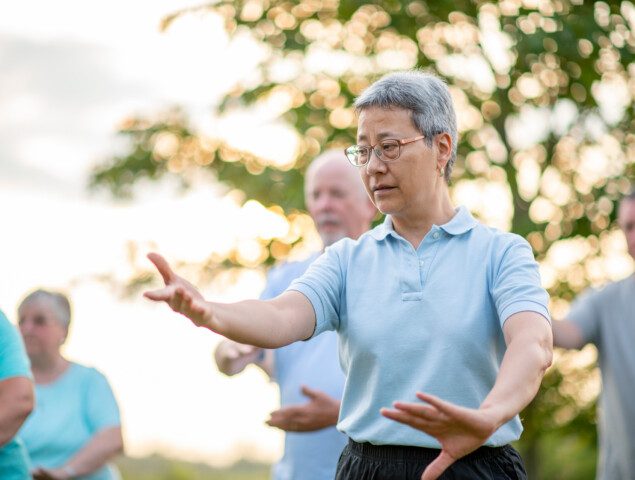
left=381, top=392, right=500, bottom=480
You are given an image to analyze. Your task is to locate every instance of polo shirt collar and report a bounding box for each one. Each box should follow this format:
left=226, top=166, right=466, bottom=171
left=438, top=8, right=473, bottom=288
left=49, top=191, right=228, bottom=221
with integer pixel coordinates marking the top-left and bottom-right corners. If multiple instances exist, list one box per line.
left=368, top=205, right=477, bottom=241
left=368, top=216, right=395, bottom=241
left=439, top=205, right=478, bottom=235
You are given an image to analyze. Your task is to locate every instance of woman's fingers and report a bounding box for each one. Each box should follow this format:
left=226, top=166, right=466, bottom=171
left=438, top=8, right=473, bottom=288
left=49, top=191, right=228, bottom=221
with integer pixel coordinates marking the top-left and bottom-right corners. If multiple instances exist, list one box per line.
left=172, top=287, right=186, bottom=312
left=174, top=288, right=200, bottom=317
left=421, top=450, right=456, bottom=480
left=147, top=252, right=175, bottom=285
left=416, top=392, right=475, bottom=424
left=144, top=287, right=173, bottom=302
left=380, top=407, right=437, bottom=433
left=393, top=401, right=439, bottom=420
left=416, top=392, right=453, bottom=413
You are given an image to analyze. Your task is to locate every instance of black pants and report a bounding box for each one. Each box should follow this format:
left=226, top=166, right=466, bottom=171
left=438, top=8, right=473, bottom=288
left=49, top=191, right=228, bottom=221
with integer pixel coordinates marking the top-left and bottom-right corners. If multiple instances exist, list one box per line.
left=335, top=439, right=527, bottom=480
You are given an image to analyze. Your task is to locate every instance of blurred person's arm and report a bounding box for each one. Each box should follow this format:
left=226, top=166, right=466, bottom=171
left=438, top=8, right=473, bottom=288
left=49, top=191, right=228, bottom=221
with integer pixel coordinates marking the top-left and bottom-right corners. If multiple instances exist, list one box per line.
left=33, top=426, right=123, bottom=480
left=553, top=286, right=600, bottom=351
left=214, top=340, right=274, bottom=377
left=0, top=376, right=34, bottom=447
left=552, top=319, right=585, bottom=349
left=144, top=253, right=316, bottom=348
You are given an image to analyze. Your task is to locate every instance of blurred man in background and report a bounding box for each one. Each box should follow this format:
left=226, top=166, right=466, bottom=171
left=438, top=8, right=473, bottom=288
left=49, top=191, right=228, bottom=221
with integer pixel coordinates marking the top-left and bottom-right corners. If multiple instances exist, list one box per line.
left=552, top=189, right=635, bottom=480
left=214, top=149, right=376, bottom=480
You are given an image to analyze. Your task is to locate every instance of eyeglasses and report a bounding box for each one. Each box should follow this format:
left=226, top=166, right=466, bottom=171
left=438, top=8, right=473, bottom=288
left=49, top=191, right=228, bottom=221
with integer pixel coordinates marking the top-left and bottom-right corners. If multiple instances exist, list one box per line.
left=344, top=135, right=425, bottom=167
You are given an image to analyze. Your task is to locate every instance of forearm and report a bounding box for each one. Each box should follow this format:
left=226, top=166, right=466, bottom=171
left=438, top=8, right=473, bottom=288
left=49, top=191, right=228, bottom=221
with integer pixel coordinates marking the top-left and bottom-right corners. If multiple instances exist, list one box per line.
left=0, top=377, right=34, bottom=446
left=208, top=292, right=315, bottom=349
left=63, top=427, right=123, bottom=476
left=480, top=326, right=552, bottom=427
left=552, top=319, right=585, bottom=349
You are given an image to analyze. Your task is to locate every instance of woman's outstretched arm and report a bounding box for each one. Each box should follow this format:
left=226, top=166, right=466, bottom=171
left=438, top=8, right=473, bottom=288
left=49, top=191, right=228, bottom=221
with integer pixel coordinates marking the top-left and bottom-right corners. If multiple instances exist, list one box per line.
left=144, top=253, right=316, bottom=348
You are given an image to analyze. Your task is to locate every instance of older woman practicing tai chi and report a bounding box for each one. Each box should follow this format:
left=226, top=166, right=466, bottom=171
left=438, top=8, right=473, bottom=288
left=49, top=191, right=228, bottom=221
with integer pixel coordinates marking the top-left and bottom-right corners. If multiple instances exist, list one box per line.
left=145, top=70, right=552, bottom=480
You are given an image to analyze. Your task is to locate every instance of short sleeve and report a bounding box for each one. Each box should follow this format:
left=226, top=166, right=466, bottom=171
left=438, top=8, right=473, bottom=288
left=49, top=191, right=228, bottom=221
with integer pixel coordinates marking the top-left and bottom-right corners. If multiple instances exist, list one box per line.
left=566, top=288, right=601, bottom=345
left=83, top=369, right=121, bottom=433
left=287, top=244, right=346, bottom=337
left=491, top=236, right=551, bottom=327
left=0, top=310, right=32, bottom=381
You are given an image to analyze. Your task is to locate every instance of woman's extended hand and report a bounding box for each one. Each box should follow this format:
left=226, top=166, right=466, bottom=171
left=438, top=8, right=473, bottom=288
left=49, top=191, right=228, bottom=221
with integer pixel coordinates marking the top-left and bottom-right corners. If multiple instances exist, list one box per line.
left=381, top=392, right=500, bottom=480
left=143, top=253, right=214, bottom=329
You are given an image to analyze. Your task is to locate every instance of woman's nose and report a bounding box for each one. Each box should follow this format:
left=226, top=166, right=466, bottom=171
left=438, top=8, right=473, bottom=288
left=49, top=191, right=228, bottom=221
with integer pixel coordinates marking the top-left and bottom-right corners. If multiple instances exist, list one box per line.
left=365, top=148, right=387, bottom=175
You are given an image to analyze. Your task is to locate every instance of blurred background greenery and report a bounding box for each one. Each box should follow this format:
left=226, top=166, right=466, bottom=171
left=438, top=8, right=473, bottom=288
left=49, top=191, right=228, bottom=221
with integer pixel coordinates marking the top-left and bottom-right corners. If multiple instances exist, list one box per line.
left=92, top=1, right=634, bottom=478
left=115, top=455, right=270, bottom=480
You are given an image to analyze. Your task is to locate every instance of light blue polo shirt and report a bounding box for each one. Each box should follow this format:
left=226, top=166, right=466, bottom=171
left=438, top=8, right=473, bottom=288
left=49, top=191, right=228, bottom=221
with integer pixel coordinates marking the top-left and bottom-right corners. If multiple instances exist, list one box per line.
left=289, top=206, right=550, bottom=448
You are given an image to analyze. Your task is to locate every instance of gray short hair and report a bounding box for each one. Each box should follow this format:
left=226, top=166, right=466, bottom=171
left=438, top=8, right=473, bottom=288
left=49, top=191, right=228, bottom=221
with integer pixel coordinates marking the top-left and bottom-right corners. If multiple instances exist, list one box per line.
left=18, top=289, right=72, bottom=329
left=353, top=70, right=458, bottom=183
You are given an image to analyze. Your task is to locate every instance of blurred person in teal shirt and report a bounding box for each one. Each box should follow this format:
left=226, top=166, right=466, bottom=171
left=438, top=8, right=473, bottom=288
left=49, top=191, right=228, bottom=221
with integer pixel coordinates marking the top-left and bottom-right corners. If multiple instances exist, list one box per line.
left=17, top=289, right=123, bottom=480
left=0, top=309, right=34, bottom=480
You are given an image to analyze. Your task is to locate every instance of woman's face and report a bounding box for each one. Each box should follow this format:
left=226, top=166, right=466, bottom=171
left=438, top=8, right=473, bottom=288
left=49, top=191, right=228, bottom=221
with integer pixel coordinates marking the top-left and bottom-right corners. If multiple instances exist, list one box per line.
left=18, top=300, right=67, bottom=359
left=356, top=106, right=450, bottom=220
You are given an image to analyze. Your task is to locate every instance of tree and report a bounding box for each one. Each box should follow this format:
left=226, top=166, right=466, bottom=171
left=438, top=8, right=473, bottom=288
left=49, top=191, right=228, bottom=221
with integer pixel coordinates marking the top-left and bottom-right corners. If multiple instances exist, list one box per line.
left=91, top=1, right=634, bottom=477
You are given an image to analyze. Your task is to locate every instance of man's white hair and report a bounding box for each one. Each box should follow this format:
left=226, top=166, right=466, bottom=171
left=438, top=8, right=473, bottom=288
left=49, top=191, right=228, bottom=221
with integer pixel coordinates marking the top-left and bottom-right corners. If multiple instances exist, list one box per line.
left=304, top=149, right=366, bottom=200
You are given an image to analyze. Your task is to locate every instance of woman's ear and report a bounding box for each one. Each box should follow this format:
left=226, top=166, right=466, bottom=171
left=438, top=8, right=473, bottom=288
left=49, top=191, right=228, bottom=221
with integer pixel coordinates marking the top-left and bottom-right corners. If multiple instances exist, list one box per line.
left=435, top=132, right=452, bottom=170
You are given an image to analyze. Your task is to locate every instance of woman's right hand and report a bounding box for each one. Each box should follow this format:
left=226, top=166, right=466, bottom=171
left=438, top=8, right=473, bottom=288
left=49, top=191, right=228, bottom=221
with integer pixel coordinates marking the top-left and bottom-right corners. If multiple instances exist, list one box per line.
left=143, top=253, right=215, bottom=329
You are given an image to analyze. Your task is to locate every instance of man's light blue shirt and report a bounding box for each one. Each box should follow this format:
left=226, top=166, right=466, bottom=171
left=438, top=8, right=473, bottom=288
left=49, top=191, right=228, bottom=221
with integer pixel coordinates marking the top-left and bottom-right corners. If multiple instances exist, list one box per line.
left=289, top=206, right=550, bottom=448
left=0, top=310, right=32, bottom=480
left=261, top=255, right=347, bottom=480
left=19, top=363, right=120, bottom=480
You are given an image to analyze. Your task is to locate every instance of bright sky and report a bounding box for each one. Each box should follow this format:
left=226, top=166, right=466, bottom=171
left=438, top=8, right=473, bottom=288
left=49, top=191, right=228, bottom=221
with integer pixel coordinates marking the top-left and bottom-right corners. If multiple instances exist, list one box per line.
left=0, top=0, right=290, bottom=466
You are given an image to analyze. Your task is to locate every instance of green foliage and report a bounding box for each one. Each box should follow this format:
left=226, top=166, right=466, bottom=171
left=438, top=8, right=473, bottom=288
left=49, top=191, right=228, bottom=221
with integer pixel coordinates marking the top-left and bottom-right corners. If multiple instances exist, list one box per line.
left=516, top=349, right=599, bottom=479
left=116, top=454, right=270, bottom=480
left=91, top=110, right=307, bottom=210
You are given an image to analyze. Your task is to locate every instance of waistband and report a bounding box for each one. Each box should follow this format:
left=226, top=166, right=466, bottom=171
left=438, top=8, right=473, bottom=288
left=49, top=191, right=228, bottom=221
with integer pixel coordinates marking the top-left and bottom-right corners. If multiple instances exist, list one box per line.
left=347, top=439, right=511, bottom=463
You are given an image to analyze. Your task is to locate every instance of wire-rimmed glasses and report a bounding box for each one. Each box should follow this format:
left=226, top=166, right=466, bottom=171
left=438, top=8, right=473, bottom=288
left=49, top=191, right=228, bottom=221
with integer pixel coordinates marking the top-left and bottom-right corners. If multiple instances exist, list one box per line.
left=344, top=135, right=425, bottom=167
